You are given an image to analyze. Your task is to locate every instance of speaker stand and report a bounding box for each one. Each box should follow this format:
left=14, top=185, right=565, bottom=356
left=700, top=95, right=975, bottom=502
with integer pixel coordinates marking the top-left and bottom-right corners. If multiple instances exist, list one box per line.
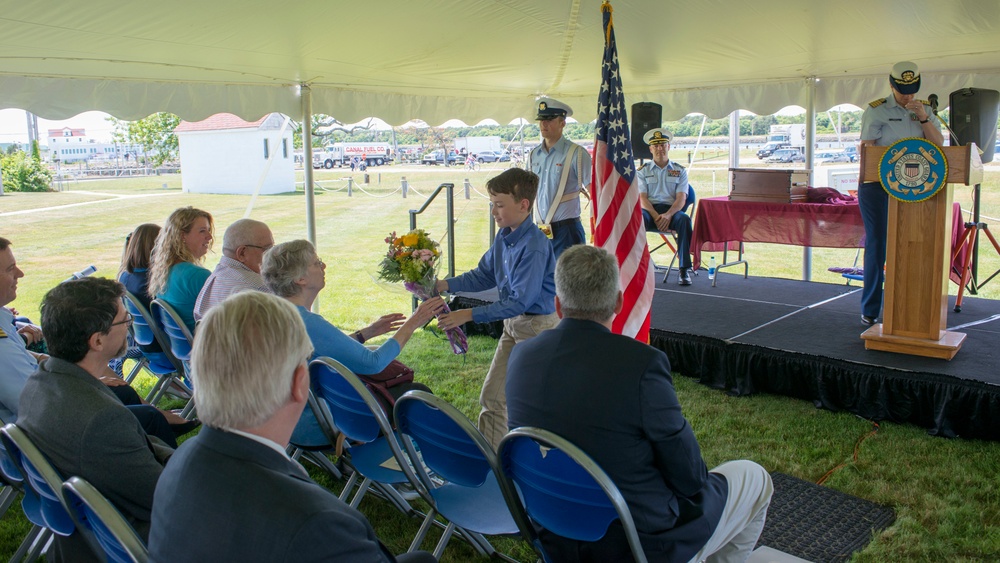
left=952, top=184, right=1000, bottom=312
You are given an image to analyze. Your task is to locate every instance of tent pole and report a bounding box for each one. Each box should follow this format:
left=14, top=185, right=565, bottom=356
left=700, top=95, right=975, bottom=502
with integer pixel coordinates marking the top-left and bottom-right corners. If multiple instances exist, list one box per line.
left=803, top=77, right=817, bottom=281
left=302, top=84, right=316, bottom=247
left=729, top=110, right=740, bottom=169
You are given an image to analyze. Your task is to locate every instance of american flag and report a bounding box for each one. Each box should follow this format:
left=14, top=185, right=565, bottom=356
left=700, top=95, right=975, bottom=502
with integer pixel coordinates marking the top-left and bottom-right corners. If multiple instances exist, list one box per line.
left=592, top=2, right=654, bottom=341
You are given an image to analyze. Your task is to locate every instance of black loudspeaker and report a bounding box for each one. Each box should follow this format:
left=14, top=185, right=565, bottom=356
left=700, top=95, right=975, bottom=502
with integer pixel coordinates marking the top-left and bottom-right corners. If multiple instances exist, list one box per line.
left=631, top=102, right=662, bottom=160
left=949, top=88, right=999, bottom=164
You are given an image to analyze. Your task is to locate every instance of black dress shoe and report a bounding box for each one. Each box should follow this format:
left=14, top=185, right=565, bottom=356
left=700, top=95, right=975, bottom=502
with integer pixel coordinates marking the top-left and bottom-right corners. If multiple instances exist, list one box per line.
left=861, top=315, right=876, bottom=326
left=171, top=419, right=201, bottom=437
left=679, top=269, right=693, bottom=286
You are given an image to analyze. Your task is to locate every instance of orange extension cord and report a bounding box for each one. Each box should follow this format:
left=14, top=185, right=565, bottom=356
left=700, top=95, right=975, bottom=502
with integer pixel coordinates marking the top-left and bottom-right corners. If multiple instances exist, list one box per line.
left=816, top=418, right=880, bottom=486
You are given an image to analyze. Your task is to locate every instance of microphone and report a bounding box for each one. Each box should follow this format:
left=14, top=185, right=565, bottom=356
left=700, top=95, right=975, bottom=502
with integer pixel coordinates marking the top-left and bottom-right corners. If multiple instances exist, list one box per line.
left=63, top=265, right=97, bottom=283
left=929, top=94, right=939, bottom=114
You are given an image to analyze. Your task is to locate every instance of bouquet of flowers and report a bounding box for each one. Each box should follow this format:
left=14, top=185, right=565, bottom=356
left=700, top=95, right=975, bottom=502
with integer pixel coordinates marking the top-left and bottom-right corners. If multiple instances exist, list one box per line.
left=377, top=229, right=467, bottom=354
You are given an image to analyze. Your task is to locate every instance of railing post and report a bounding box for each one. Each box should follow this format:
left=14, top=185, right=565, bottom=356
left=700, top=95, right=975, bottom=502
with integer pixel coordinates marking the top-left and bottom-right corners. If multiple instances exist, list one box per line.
left=347, top=176, right=353, bottom=196
left=464, top=179, right=471, bottom=199
left=447, top=183, right=455, bottom=278
left=401, top=176, right=408, bottom=198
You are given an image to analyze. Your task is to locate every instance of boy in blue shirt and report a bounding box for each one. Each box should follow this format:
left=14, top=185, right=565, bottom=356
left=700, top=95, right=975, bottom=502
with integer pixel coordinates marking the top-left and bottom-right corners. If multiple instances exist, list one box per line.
left=437, top=168, right=558, bottom=450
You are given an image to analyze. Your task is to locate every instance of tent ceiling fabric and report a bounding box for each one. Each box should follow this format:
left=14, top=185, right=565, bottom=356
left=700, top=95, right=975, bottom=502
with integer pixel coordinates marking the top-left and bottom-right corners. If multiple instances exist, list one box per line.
left=3, top=0, right=1000, bottom=124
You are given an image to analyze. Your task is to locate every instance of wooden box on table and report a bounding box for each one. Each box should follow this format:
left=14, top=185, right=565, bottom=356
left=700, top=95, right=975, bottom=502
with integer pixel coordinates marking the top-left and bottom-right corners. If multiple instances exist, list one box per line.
left=728, top=168, right=810, bottom=203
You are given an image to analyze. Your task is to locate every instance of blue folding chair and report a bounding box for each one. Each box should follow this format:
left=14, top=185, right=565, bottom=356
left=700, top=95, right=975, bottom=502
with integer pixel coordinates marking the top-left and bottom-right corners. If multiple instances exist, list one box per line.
left=394, top=391, right=520, bottom=560
left=1, top=423, right=106, bottom=560
left=309, top=357, right=426, bottom=519
left=123, top=292, right=189, bottom=406
left=0, top=432, right=50, bottom=562
left=63, top=476, right=148, bottom=563
left=648, top=184, right=697, bottom=283
left=149, top=298, right=196, bottom=419
left=498, top=427, right=648, bottom=563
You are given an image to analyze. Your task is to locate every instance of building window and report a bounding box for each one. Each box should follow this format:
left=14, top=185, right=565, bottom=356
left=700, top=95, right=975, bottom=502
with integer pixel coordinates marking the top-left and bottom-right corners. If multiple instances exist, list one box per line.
left=263, top=139, right=269, bottom=159
left=282, top=138, right=288, bottom=158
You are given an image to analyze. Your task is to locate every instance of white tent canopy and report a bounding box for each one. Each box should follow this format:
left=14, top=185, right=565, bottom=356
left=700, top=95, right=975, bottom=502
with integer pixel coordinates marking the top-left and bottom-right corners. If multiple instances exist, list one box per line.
left=4, top=0, right=1000, bottom=124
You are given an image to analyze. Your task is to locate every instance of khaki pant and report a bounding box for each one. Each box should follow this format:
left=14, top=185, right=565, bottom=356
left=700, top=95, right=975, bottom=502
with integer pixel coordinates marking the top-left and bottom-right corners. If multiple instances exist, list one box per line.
left=478, top=312, right=559, bottom=450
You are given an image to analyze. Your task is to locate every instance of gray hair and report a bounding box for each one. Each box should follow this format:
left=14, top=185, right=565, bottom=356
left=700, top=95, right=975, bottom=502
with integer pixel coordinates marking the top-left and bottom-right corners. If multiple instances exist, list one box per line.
left=261, top=239, right=315, bottom=297
left=191, top=291, right=313, bottom=430
left=555, top=245, right=620, bottom=322
left=222, top=219, right=269, bottom=254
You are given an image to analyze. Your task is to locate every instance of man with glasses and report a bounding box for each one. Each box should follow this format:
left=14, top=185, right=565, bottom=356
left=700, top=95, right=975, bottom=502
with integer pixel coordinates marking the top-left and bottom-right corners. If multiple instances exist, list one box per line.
left=194, top=218, right=274, bottom=321
left=16, top=277, right=172, bottom=562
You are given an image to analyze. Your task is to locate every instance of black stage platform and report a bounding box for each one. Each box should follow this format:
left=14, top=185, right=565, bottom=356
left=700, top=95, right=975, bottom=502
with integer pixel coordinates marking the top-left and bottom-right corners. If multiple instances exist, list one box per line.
left=452, top=272, right=1000, bottom=441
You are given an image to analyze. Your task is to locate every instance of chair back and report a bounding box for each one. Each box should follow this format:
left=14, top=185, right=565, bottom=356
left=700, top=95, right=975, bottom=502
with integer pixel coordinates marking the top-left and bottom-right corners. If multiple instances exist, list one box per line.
left=498, top=427, right=647, bottom=563
left=150, top=299, right=194, bottom=362
left=63, top=476, right=148, bottom=563
left=393, top=391, right=496, bottom=489
left=124, top=292, right=184, bottom=375
left=682, top=184, right=696, bottom=215
left=310, top=357, right=387, bottom=444
left=0, top=424, right=76, bottom=536
left=0, top=433, right=46, bottom=527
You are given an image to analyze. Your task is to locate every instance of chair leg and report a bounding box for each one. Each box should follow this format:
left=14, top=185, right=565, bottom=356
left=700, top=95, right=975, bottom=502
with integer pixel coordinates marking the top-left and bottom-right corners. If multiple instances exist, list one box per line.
left=11, top=525, right=49, bottom=563
left=348, top=477, right=373, bottom=509
left=432, top=522, right=457, bottom=560
left=300, top=450, right=343, bottom=480
left=0, top=485, right=18, bottom=518
left=407, top=508, right=438, bottom=553
left=123, top=357, right=147, bottom=385
left=338, top=471, right=361, bottom=502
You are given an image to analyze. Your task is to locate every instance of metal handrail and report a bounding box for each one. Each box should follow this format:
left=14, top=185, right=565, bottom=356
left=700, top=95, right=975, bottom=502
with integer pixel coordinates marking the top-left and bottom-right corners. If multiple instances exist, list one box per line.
left=409, top=183, right=456, bottom=311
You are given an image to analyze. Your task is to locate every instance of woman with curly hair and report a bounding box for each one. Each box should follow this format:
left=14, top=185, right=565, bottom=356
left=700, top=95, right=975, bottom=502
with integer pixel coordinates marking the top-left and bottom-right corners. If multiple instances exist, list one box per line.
left=148, top=207, right=214, bottom=332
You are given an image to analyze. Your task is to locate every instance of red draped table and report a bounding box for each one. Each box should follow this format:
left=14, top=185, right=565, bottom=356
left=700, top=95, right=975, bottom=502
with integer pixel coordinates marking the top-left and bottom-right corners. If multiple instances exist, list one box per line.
left=690, top=196, right=968, bottom=283
left=691, top=196, right=865, bottom=271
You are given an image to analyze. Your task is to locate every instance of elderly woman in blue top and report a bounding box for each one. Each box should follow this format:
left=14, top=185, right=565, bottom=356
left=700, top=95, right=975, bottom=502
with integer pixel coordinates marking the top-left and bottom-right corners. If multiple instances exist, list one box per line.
left=148, top=207, right=214, bottom=332
left=261, top=239, right=444, bottom=446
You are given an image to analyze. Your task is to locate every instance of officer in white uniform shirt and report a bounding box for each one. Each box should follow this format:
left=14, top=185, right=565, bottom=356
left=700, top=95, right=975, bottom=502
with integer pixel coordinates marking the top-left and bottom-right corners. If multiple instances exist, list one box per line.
left=638, top=128, right=694, bottom=285
left=529, top=97, right=592, bottom=259
left=857, top=61, right=943, bottom=326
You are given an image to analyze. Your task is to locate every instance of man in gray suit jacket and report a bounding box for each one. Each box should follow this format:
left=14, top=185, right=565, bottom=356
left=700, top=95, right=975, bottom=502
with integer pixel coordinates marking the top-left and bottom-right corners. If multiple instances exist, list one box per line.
left=17, top=277, right=172, bottom=562
left=507, top=246, right=773, bottom=563
left=149, top=291, right=435, bottom=562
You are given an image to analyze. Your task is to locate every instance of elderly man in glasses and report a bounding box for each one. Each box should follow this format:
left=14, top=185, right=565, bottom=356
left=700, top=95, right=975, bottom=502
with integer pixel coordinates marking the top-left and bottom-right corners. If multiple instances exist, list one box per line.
left=194, top=218, right=275, bottom=321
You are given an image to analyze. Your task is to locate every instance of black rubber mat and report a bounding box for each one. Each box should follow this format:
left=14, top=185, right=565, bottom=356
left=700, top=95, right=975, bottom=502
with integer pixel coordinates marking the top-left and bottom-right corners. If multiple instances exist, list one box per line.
left=757, top=473, right=895, bottom=563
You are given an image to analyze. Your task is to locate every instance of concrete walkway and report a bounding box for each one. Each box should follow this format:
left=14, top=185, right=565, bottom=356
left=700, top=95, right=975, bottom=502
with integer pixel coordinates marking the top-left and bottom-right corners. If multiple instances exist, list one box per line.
left=0, top=190, right=180, bottom=217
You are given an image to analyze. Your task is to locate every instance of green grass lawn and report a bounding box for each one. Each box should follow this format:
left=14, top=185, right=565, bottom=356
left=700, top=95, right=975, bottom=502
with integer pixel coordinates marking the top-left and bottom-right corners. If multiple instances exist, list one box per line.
left=1, top=166, right=998, bottom=561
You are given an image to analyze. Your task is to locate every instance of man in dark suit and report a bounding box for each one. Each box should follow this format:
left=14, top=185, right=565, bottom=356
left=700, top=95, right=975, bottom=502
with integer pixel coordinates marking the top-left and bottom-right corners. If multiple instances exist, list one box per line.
left=148, top=291, right=435, bottom=562
left=17, top=277, right=172, bottom=562
left=507, top=245, right=773, bottom=563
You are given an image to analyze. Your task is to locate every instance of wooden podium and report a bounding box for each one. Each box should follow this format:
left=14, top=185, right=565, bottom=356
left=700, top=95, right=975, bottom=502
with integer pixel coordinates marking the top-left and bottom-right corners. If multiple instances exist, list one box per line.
left=859, top=143, right=983, bottom=360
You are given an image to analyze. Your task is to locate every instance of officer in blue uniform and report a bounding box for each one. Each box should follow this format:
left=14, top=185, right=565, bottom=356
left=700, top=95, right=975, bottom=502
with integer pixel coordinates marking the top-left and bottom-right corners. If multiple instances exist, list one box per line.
left=529, top=97, right=592, bottom=259
left=858, top=61, right=944, bottom=326
left=638, top=128, right=694, bottom=285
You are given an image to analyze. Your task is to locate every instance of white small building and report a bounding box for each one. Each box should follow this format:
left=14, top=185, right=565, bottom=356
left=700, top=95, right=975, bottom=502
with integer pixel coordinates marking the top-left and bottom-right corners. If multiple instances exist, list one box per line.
left=175, top=113, right=294, bottom=195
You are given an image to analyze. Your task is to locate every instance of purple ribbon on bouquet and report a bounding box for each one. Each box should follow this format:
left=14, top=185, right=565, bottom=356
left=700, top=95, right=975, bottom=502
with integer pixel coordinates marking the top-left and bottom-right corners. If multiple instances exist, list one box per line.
left=404, top=281, right=468, bottom=355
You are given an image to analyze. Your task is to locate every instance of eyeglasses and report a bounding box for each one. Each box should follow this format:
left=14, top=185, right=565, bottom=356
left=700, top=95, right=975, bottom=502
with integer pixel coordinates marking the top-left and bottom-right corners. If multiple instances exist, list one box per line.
left=244, top=243, right=274, bottom=251
left=110, top=312, right=134, bottom=328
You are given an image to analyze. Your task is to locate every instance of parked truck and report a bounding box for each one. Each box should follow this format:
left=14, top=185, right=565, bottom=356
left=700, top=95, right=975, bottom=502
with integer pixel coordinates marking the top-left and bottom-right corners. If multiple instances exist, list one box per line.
left=453, top=136, right=502, bottom=156
left=312, top=142, right=392, bottom=169
left=767, top=124, right=806, bottom=148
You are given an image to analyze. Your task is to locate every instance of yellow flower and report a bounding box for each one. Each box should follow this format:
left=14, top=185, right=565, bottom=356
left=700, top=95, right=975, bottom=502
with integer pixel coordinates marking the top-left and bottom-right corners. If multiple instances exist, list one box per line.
left=402, top=234, right=419, bottom=247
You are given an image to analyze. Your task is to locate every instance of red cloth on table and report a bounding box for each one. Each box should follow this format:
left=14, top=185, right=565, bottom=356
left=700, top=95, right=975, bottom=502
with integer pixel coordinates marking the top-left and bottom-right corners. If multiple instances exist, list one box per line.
left=691, top=197, right=865, bottom=269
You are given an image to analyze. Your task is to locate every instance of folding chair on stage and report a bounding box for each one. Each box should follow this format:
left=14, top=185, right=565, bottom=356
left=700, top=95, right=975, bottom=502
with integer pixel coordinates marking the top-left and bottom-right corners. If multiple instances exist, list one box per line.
left=648, top=184, right=696, bottom=283
left=150, top=299, right=197, bottom=419
left=393, top=391, right=520, bottom=561
left=123, top=292, right=190, bottom=407
left=498, top=427, right=648, bottom=563
left=63, top=476, right=148, bottom=563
